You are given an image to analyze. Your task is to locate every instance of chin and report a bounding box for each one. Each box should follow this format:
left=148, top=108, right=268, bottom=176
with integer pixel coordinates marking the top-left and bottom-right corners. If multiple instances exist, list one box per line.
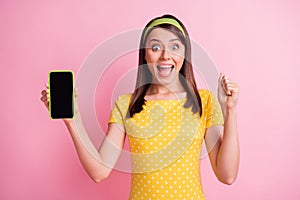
left=152, top=75, right=177, bottom=87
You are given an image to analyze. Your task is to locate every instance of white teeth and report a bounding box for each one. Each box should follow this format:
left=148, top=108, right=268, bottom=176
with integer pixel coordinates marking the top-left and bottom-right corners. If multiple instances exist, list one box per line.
left=157, top=65, right=174, bottom=70
left=158, top=65, right=172, bottom=68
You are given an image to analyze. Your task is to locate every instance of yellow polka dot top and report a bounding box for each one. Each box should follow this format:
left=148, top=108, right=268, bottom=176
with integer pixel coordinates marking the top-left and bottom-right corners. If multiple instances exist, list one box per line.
left=109, top=89, right=224, bottom=200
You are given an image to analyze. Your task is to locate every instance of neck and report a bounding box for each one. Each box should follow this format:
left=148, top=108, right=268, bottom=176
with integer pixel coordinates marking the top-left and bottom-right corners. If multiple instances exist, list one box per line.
left=147, top=81, right=185, bottom=95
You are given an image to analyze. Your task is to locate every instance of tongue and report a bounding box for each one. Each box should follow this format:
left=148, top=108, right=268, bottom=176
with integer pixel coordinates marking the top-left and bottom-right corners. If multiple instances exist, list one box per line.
left=159, top=67, right=172, bottom=76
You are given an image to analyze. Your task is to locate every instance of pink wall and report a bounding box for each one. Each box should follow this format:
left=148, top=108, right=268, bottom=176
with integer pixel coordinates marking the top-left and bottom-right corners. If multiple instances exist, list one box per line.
left=1, top=0, right=300, bottom=199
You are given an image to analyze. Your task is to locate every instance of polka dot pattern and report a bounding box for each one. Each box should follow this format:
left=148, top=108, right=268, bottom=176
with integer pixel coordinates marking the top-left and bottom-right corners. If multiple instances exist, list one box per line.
left=108, top=89, right=224, bottom=200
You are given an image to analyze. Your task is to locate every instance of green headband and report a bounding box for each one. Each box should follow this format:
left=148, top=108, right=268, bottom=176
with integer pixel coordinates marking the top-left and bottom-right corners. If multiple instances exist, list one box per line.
left=143, top=18, right=186, bottom=43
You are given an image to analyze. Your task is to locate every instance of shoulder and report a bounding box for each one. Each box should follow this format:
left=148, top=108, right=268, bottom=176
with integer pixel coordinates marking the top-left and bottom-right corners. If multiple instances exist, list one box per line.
left=110, top=94, right=132, bottom=116
left=114, top=93, right=132, bottom=106
left=197, top=89, right=213, bottom=98
left=197, top=89, right=218, bottom=105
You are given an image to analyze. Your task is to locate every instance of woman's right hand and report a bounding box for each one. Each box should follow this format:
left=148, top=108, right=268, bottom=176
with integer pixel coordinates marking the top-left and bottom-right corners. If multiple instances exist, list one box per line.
left=40, top=83, right=79, bottom=123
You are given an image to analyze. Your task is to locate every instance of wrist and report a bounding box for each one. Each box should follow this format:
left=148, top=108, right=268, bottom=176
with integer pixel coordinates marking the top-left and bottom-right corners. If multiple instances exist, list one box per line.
left=221, top=106, right=237, bottom=119
left=63, top=112, right=80, bottom=125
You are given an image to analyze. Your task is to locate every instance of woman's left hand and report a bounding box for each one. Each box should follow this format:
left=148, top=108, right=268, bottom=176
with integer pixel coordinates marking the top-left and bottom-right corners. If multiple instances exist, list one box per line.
left=217, top=73, right=240, bottom=110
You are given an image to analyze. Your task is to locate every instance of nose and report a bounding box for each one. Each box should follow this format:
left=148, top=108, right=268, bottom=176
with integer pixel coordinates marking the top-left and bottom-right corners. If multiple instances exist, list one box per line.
left=160, top=49, right=171, bottom=60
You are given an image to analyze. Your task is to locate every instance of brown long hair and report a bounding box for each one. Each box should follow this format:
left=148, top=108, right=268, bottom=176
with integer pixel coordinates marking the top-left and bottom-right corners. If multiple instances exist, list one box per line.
left=128, top=14, right=202, bottom=118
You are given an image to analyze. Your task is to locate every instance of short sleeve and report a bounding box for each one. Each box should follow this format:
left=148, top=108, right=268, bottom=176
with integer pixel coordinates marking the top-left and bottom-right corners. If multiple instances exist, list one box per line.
left=108, top=94, right=131, bottom=131
left=206, top=91, right=224, bottom=128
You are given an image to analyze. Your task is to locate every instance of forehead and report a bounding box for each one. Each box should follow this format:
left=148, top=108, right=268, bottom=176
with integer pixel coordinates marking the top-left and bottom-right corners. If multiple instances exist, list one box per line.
left=146, top=27, right=181, bottom=42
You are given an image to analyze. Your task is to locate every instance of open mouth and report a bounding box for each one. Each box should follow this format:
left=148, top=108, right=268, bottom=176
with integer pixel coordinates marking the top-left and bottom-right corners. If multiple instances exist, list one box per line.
left=157, top=65, right=174, bottom=77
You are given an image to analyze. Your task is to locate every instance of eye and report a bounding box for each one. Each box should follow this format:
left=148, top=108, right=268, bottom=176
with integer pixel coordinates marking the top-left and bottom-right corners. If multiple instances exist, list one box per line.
left=151, top=44, right=161, bottom=51
left=171, top=44, right=179, bottom=50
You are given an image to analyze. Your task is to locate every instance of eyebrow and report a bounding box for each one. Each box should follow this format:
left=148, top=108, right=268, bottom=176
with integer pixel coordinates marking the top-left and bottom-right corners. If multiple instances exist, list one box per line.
left=148, top=38, right=181, bottom=43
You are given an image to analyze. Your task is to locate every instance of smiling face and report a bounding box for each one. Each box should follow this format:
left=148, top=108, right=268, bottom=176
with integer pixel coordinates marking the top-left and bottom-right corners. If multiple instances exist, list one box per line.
left=144, top=27, right=185, bottom=87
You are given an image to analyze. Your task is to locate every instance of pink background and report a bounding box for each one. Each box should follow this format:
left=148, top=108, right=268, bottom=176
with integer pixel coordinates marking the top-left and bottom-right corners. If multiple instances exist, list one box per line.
left=1, top=0, right=300, bottom=199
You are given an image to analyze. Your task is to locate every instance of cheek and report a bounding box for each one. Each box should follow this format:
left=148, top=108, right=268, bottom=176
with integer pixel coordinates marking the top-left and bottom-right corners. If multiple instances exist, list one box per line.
left=145, top=60, right=156, bottom=75
left=145, top=50, right=159, bottom=63
left=172, top=49, right=185, bottom=63
left=147, top=63, right=156, bottom=72
left=173, top=55, right=185, bottom=70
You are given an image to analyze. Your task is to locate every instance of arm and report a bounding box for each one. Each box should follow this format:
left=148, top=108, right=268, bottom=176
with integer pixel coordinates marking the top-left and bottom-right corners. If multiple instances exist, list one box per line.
left=204, top=73, right=240, bottom=185
left=64, top=116, right=126, bottom=183
left=41, top=84, right=126, bottom=183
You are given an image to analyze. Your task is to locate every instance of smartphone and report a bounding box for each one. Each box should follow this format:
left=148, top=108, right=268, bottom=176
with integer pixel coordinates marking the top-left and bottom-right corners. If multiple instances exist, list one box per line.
left=49, top=70, right=74, bottom=119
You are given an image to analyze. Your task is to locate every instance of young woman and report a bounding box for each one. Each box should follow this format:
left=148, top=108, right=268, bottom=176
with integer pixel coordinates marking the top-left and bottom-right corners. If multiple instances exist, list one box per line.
left=41, top=14, right=240, bottom=200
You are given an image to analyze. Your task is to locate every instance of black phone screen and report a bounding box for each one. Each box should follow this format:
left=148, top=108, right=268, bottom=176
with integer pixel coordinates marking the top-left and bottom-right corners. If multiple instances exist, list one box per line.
left=49, top=71, right=74, bottom=119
